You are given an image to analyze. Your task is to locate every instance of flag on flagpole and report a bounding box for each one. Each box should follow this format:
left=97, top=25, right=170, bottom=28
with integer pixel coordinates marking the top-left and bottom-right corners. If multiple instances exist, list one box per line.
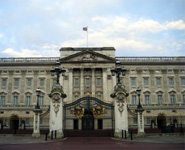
left=83, top=27, right=88, bottom=31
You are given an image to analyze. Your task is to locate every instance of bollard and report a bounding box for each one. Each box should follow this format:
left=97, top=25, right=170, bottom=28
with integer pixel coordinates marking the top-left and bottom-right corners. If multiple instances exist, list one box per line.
left=130, top=132, right=133, bottom=140
left=124, top=130, right=127, bottom=139
left=121, top=130, right=123, bottom=138
left=45, top=132, right=48, bottom=141
left=55, top=130, right=57, bottom=139
left=51, top=131, right=53, bottom=140
left=13, top=129, right=16, bottom=134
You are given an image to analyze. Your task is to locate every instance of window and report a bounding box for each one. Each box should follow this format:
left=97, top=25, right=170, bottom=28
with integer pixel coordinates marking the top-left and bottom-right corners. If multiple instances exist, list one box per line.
left=156, top=77, right=161, bottom=86
left=158, top=95, right=162, bottom=105
left=146, top=118, right=151, bottom=124
left=96, top=78, right=102, bottom=86
left=40, top=118, right=43, bottom=125
left=26, top=96, right=31, bottom=106
left=168, top=77, right=174, bottom=86
left=133, top=118, right=138, bottom=125
left=13, top=96, right=18, bottom=105
left=131, top=77, right=136, bottom=86
left=143, top=77, right=149, bottom=86
left=85, top=77, right=90, bottom=87
left=14, top=78, right=19, bottom=87
left=145, top=95, right=150, bottom=105
left=39, top=96, right=44, bottom=106
left=181, top=77, right=185, bottom=86
left=40, top=78, right=45, bottom=87
left=170, top=95, right=175, bottom=105
left=26, top=78, right=32, bottom=86
left=2, top=78, right=7, bottom=87
left=0, top=96, right=5, bottom=105
left=183, top=95, right=185, bottom=104
left=132, top=95, right=137, bottom=105
left=25, top=118, right=30, bottom=125
left=74, top=77, right=79, bottom=87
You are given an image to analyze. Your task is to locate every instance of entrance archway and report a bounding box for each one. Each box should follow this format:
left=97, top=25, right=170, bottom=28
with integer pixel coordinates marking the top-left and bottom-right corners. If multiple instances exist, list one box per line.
left=63, top=96, right=114, bottom=137
left=157, top=114, right=166, bottom=129
left=82, top=109, right=94, bottom=130
left=10, top=115, right=19, bottom=129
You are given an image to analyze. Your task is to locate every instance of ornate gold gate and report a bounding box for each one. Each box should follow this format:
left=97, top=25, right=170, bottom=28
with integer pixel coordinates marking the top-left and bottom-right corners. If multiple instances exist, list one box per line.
left=63, top=96, right=114, bottom=137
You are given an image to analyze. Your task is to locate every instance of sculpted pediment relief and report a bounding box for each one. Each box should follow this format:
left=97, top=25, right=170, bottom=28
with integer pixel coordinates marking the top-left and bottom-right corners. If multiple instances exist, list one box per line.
left=60, top=50, right=115, bottom=63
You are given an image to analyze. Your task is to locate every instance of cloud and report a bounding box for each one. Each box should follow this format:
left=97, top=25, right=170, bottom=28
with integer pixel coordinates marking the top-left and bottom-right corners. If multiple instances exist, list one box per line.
left=2, top=48, right=42, bottom=57
left=92, top=16, right=185, bottom=33
left=165, top=20, right=185, bottom=30
left=0, top=33, right=3, bottom=39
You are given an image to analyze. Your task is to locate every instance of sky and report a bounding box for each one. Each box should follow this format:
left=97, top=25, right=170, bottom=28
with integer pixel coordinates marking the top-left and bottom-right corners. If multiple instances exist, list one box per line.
left=0, top=0, right=185, bottom=57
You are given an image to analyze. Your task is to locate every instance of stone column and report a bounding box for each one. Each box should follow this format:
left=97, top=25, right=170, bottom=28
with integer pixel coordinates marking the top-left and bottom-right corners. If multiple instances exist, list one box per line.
left=137, top=112, right=145, bottom=135
left=80, top=69, right=84, bottom=97
left=103, top=68, right=108, bottom=101
left=32, top=109, right=42, bottom=137
left=114, top=99, right=128, bottom=137
left=92, top=69, right=95, bottom=97
left=68, top=69, right=73, bottom=102
left=111, top=83, right=129, bottom=138
left=49, top=84, right=67, bottom=138
left=49, top=96, right=64, bottom=138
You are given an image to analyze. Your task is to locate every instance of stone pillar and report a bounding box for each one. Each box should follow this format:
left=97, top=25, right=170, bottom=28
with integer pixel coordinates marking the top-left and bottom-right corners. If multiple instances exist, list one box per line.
left=103, top=68, right=108, bottom=101
left=49, top=84, right=67, bottom=138
left=32, top=109, right=42, bottom=137
left=80, top=69, right=84, bottom=97
left=49, top=96, right=64, bottom=138
left=111, top=83, right=129, bottom=138
left=137, top=112, right=145, bottom=135
left=68, top=69, right=73, bottom=102
left=114, top=99, right=128, bottom=137
left=92, top=69, right=95, bottom=97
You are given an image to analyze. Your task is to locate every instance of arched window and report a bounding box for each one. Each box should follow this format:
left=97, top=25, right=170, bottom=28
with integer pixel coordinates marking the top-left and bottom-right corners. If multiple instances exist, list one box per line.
left=12, top=91, right=20, bottom=106
left=0, top=92, right=6, bottom=106
left=169, top=90, right=176, bottom=105
left=156, top=90, right=163, bottom=105
left=143, top=90, right=151, bottom=105
left=130, top=91, right=137, bottom=105
left=25, top=91, right=32, bottom=106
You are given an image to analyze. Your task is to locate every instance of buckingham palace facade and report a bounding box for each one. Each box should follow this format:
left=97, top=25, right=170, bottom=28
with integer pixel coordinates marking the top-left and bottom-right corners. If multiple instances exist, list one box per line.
left=0, top=47, right=185, bottom=132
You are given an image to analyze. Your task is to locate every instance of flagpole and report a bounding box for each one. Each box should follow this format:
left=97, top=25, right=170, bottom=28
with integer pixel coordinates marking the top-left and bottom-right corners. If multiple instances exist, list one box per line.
left=87, top=26, right=88, bottom=47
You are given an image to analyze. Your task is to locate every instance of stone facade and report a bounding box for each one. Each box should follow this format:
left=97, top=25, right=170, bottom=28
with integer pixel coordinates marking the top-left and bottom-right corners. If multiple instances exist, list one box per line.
left=0, top=47, right=185, bottom=131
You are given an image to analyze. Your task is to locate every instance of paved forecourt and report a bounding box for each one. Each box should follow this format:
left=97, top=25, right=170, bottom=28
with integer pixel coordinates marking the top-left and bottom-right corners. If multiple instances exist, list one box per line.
left=0, top=135, right=184, bottom=150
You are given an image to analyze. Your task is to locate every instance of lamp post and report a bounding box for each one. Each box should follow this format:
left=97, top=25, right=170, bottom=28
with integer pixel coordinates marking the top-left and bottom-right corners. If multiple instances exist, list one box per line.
left=35, top=88, right=41, bottom=109
left=135, top=87, right=145, bottom=135
left=111, top=61, right=127, bottom=85
left=50, top=60, right=66, bottom=84
left=32, top=88, right=42, bottom=137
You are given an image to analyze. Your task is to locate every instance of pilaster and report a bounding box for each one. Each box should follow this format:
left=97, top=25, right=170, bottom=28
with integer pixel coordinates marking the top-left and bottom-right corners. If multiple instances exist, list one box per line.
left=103, top=68, right=108, bottom=101
left=80, top=69, right=84, bottom=97
left=92, top=69, right=95, bottom=97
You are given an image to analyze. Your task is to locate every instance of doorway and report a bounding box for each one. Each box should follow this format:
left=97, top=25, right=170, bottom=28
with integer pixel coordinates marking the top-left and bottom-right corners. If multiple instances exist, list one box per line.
left=10, top=115, right=19, bottom=129
left=157, top=114, right=166, bottom=129
left=73, top=119, right=79, bottom=130
left=98, top=119, right=103, bottom=129
left=82, top=110, right=94, bottom=130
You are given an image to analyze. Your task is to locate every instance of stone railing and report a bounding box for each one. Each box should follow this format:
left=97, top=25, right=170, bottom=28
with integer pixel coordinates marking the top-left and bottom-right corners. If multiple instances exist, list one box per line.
left=0, top=57, right=59, bottom=63
left=0, top=105, right=49, bottom=109
left=128, top=103, right=185, bottom=109
left=116, top=56, right=185, bottom=63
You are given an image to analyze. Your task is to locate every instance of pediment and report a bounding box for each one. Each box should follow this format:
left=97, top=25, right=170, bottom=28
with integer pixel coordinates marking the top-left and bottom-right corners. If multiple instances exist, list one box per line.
left=60, top=50, right=115, bottom=63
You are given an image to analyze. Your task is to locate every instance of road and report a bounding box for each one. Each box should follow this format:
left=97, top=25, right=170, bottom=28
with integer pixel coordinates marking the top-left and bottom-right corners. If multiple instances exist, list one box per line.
left=0, top=137, right=184, bottom=150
